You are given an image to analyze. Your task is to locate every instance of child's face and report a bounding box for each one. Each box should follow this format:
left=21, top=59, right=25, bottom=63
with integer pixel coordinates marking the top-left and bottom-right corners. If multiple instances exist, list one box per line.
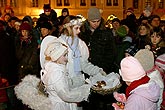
left=139, top=26, right=147, bottom=36
left=62, top=12, right=68, bottom=16
left=56, top=50, right=68, bottom=65
left=73, top=25, right=81, bottom=36
left=21, top=30, right=29, bottom=38
left=151, top=32, right=162, bottom=45
left=15, top=24, right=20, bottom=31
left=112, top=21, right=120, bottom=30
left=4, top=15, right=10, bottom=22
left=41, top=28, right=50, bottom=37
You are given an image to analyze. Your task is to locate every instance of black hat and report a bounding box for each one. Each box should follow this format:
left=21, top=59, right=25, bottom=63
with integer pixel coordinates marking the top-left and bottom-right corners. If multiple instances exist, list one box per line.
left=62, top=8, right=69, bottom=13
left=40, top=21, right=52, bottom=30
left=43, top=4, right=51, bottom=9
left=112, top=18, right=121, bottom=24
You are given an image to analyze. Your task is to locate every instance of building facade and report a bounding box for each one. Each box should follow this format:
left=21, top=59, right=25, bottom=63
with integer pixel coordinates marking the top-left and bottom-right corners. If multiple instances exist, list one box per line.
left=0, top=0, right=165, bottom=20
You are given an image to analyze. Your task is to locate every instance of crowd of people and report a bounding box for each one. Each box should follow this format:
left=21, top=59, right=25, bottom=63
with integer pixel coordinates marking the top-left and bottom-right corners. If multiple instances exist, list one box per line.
left=0, top=3, right=165, bottom=110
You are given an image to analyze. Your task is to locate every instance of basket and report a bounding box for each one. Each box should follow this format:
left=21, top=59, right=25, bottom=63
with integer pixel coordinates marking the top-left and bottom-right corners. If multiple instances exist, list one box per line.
left=91, top=83, right=122, bottom=95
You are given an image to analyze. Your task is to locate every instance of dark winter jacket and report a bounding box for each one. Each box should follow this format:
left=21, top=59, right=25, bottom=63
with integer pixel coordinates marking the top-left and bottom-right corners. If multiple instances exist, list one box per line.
left=80, top=18, right=116, bottom=73
left=15, top=36, right=39, bottom=81
left=38, top=9, right=58, bottom=27
left=0, top=30, right=17, bottom=85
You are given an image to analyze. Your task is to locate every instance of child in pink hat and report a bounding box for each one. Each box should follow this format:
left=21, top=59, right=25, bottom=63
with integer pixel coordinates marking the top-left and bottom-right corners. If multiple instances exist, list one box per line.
left=113, top=56, right=160, bottom=110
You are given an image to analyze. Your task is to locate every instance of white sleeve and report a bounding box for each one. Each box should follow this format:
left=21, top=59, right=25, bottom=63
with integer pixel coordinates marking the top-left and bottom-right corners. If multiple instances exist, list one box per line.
left=79, top=39, right=103, bottom=76
left=47, top=69, right=90, bottom=102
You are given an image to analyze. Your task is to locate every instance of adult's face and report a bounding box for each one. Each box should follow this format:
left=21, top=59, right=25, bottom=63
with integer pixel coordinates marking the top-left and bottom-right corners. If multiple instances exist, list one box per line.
left=88, top=19, right=101, bottom=30
left=45, top=11, right=51, bottom=16
left=151, top=18, right=160, bottom=28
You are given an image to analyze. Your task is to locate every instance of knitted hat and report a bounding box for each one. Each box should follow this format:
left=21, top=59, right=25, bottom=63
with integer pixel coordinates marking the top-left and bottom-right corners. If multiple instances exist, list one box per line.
left=116, top=25, right=127, bottom=37
left=134, top=49, right=154, bottom=72
left=125, top=45, right=139, bottom=56
left=120, top=56, right=146, bottom=82
left=15, top=21, right=21, bottom=26
left=87, top=7, right=101, bottom=21
left=44, top=39, right=68, bottom=62
left=20, top=22, right=32, bottom=31
left=40, top=21, right=52, bottom=30
left=155, top=54, right=165, bottom=70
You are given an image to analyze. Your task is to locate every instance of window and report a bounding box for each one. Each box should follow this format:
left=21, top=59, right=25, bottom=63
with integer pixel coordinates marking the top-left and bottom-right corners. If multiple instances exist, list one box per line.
left=80, top=0, right=86, bottom=6
left=106, top=0, right=118, bottom=6
left=158, top=0, right=163, bottom=9
left=0, top=0, right=7, bottom=7
left=113, top=0, right=118, bottom=6
left=106, top=0, right=112, bottom=6
left=57, top=0, right=62, bottom=6
left=64, top=0, right=70, bottom=6
left=91, top=0, right=96, bottom=6
left=145, top=0, right=151, bottom=7
left=32, top=0, right=38, bottom=7
left=10, top=0, right=16, bottom=7
left=133, top=0, right=138, bottom=9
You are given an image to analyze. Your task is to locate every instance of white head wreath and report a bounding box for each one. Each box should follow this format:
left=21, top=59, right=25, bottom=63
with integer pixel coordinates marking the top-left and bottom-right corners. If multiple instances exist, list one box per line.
left=63, top=18, right=83, bottom=28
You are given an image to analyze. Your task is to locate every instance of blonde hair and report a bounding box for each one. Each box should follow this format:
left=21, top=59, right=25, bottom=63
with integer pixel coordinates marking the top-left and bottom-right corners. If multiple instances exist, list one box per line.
left=60, top=15, right=83, bottom=43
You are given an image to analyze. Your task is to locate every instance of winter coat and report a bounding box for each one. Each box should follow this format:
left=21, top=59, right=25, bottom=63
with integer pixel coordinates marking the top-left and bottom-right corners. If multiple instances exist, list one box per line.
left=147, top=69, right=164, bottom=110
left=15, top=36, right=39, bottom=81
left=41, top=62, right=90, bottom=110
left=125, top=80, right=160, bottom=110
left=59, top=34, right=103, bottom=88
left=80, top=18, right=116, bottom=73
left=0, top=30, right=17, bottom=85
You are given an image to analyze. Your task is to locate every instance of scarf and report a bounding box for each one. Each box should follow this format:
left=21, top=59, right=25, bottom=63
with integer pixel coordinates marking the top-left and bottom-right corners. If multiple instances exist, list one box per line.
left=126, top=75, right=150, bottom=99
left=67, top=36, right=81, bottom=75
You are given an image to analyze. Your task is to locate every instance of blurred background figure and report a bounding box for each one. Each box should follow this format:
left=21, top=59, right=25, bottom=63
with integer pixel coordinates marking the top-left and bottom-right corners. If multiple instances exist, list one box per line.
left=58, top=8, right=69, bottom=26
left=37, top=4, right=59, bottom=37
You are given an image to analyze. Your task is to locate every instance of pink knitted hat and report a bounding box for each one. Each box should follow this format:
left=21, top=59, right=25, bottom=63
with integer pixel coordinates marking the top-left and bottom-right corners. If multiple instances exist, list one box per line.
left=120, top=56, right=146, bottom=82
left=155, top=54, right=165, bottom=70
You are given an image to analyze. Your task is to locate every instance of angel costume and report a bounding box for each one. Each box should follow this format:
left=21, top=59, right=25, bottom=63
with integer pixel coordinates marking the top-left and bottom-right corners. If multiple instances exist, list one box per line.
left=40, top=61, right=90, bottom=110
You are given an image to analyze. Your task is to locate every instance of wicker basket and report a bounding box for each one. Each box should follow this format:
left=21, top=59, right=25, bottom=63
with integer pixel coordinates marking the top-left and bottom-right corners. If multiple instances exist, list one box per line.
left=91, top=83, right=122, bottom=95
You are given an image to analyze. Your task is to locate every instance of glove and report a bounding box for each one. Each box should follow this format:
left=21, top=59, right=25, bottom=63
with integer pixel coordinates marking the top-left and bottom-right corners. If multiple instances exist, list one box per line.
left=113, top=92, right=126, bottom=103
left=145, top=45, right=151, bottom=50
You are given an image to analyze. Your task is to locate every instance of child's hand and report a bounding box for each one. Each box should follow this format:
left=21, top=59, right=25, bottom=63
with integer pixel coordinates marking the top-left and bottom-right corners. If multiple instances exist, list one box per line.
left=112, top=102, right=124, bottom=110
left=113, top=92, right=126, bottom=103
